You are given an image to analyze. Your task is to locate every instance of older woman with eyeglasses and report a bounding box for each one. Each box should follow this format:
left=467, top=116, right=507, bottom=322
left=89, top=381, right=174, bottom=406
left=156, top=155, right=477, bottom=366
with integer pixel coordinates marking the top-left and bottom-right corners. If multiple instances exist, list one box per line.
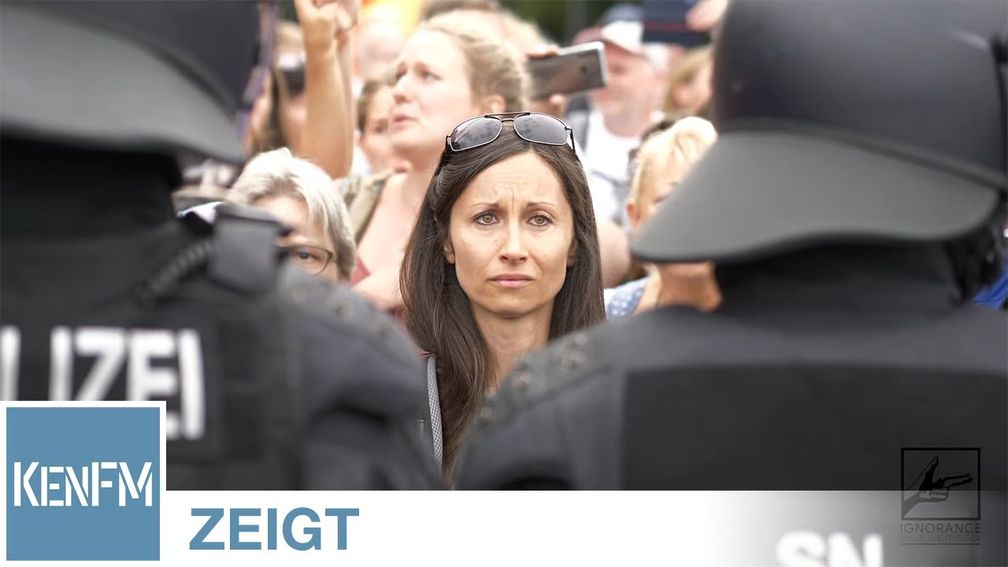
left=228, top=148, right=356, bottom=283
left=401, top=112, right=606, bottom=476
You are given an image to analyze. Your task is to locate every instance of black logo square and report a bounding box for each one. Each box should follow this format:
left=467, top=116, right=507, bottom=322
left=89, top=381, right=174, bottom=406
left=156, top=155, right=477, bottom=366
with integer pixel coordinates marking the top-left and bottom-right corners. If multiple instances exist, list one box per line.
left=901, top=448, right=980, bottom=520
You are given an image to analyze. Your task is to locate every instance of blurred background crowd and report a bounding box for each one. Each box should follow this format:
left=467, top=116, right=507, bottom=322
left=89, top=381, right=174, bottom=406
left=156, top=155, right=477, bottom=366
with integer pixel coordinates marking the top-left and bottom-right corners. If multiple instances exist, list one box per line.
left=176, top=0, right=731, bottom=311
left=3, top=0, right=1006, bottom=491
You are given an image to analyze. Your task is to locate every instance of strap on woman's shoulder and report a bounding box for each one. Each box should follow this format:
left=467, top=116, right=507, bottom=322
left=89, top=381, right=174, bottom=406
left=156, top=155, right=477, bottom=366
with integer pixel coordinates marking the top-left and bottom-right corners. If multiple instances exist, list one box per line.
left=346, top=173, right=392, bottom=244
left=424, top=354, right=444, bottom=469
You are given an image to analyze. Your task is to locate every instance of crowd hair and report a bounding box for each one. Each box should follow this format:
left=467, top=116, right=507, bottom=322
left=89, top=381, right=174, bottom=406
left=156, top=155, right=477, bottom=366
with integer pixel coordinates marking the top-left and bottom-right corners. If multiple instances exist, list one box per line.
left=419, top=17, right=528, bottom=112
left=629, top=116, right=718, bottom=205
left=228, top=148, right=356, bottom=279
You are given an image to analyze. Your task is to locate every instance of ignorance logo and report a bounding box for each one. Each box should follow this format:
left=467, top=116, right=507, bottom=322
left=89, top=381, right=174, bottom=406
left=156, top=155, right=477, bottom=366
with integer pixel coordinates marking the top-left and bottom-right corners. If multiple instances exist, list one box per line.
left=6, top=405, right=162, bottom=560
left=901, top=448, right=981, bottom=546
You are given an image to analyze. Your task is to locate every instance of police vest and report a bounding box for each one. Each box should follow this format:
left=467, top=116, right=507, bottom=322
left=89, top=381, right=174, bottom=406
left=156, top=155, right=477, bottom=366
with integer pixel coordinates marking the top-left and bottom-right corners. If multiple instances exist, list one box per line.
left=4, top=205, right=323, bottom=489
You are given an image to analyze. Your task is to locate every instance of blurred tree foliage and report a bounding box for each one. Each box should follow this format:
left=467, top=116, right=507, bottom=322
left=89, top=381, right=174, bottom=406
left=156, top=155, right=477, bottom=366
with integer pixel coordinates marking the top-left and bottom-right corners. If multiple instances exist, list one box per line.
left=502, top=0, right=623, bottom=44
left=281, top=0, right=629, bottom=45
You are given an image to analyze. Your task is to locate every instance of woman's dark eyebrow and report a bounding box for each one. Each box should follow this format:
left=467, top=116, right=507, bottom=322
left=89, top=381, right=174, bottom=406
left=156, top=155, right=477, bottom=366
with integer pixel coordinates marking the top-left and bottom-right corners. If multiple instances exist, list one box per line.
left=282, top=233, right=330, bottom=251
left=527, top=201, right=559, bottom=208
left=467, top=201, right=560, bottom=210
left=467, top=201, right=502, bottom=209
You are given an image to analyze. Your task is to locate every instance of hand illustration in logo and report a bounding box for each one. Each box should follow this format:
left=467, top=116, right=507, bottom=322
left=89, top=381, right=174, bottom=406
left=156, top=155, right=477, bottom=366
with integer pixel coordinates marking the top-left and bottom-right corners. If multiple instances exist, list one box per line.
left=903, top=456, right=973, bottom=517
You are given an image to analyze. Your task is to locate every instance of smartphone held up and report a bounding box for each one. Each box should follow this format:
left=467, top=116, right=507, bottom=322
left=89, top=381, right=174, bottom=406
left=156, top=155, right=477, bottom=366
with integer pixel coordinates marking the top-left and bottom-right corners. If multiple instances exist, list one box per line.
left=526, top=42, right=608, bottom=101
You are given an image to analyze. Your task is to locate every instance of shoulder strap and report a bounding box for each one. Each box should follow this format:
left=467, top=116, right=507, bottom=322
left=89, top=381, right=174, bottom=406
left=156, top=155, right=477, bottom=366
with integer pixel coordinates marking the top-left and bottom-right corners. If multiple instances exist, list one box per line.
left=145, top=203, right=285, bottom=302
left=140, top=206, right=304, bottom=488
left=347, top=173, right=391, bottom=244
left=208, top=203, right=286, bottom=294
left=425, top=355, right=444, bottom=469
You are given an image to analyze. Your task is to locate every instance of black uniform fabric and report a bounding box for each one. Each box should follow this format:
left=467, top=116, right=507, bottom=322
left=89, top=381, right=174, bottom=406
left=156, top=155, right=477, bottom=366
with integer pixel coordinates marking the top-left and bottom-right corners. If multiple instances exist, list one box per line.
left=632, top=0, right=1008, bottom=264
left=456, top=245, right=1008, bottom=491
left=1, top=140, right=438, bottom=490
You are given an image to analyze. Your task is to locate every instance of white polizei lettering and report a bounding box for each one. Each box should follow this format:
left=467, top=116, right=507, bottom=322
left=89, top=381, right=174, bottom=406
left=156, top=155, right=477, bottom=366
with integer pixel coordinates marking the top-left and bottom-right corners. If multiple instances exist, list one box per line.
left=1, top=326, right=20, bottom=400
left=165, top=415, right=178, bottom=440
left=75, top=328, right=127, bottom=400
left=14, top=461, right=39, bottom=507
left=127, top=330, right=177, bottom=407
left=47, top=466, right=65, bottom=506
left=65, top=464, right=89, bottom=507
left=177, top=329, right=205, bottom=440
left=827, top=533, right=883, bottom=567
left=118, top=461, right=153, bottom=506
left=49, top=327, right=73, bottom=400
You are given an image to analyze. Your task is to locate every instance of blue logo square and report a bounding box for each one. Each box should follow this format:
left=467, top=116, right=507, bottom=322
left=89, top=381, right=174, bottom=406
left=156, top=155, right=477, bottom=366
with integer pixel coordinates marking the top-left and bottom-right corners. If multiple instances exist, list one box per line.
left=7, top=406, right=161, bottom=560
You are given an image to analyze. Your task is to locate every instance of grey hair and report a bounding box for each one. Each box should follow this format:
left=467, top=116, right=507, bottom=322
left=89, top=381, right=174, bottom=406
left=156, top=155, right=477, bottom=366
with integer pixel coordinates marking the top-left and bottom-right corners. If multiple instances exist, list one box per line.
left=228, top=148, right=356, bottom=279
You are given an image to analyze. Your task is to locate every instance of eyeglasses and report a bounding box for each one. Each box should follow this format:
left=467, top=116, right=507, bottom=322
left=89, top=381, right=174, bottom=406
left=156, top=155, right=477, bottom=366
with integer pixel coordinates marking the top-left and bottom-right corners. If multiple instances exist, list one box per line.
left=446, top=112, right=575, bottom=153
left=281, top=244, right=334, bottom=275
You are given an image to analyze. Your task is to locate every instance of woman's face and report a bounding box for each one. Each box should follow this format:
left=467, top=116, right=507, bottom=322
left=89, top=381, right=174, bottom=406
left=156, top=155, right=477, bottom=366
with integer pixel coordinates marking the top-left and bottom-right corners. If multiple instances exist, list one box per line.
left=359, top=86, right=399, bottom=173
left=254, top=194, right=341, bottom=283
left=445, top=151, right=576, bottom=322
left=390, top=30, right=483, bottom=163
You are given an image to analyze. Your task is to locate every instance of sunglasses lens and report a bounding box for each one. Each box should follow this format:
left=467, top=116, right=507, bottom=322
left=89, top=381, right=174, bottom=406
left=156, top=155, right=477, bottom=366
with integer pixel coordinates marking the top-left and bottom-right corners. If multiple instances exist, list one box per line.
left=514, top=114, right=569, bottom=145
left=449, top=117, right=503, bottom=151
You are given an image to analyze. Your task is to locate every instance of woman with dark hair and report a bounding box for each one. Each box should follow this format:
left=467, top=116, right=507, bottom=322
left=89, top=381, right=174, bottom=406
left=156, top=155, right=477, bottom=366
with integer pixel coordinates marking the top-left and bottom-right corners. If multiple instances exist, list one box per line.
left=401, top=113, right=606, bottom=475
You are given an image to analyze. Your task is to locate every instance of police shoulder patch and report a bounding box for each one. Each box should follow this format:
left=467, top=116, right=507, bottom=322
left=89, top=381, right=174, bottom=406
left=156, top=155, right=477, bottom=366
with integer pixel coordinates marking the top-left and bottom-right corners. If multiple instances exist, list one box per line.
left=482, top=325, right=610, bottom=425
left=278, top=266, right=417, bottom=364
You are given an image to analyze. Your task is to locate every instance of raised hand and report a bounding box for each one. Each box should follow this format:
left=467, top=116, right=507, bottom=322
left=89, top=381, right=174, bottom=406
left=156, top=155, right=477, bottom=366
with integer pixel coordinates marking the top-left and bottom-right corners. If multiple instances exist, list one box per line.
left=686, top=0, right=728, bottom=32
left=293, top=0, right=359, bottom=49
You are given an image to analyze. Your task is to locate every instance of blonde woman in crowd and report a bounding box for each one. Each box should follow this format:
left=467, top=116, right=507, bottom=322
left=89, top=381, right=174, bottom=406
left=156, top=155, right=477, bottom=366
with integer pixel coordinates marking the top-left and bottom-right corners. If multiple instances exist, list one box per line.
left=342, top=72, right=407, bottom=243
left=355, top=73, right=402, bottom=176
left=606, top=117, right=720, bottom=319
left=350, top=16, right=526, bottom=304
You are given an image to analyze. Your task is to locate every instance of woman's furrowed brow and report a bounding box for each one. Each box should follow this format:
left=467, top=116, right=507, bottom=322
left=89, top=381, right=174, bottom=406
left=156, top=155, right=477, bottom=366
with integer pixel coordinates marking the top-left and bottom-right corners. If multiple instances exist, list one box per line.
left=527, top=201, right=560, bottom=209
left=466, top=201, right=501, bottom=209
left=465, top=199, right=560, bottom=210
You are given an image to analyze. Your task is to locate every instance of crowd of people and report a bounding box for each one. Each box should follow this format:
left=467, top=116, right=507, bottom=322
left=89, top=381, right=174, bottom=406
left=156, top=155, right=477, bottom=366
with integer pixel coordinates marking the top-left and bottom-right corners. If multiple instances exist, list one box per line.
left=2, top=0, right=1006, bottom=495
left=216, top=0, right=736, bottom=477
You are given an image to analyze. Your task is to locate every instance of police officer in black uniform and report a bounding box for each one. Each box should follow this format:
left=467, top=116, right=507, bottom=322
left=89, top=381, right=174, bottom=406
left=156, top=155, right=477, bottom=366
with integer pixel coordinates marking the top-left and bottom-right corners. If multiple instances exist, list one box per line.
left=458, top=0, right=1007, bottom=492
left=0, top=1, right=437, bottom=489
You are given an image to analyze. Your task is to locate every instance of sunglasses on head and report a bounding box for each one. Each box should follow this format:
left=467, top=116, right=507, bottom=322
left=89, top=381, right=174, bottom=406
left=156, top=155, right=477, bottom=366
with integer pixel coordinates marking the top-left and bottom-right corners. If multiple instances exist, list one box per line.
left=445, top=112, right=575, bottom=153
